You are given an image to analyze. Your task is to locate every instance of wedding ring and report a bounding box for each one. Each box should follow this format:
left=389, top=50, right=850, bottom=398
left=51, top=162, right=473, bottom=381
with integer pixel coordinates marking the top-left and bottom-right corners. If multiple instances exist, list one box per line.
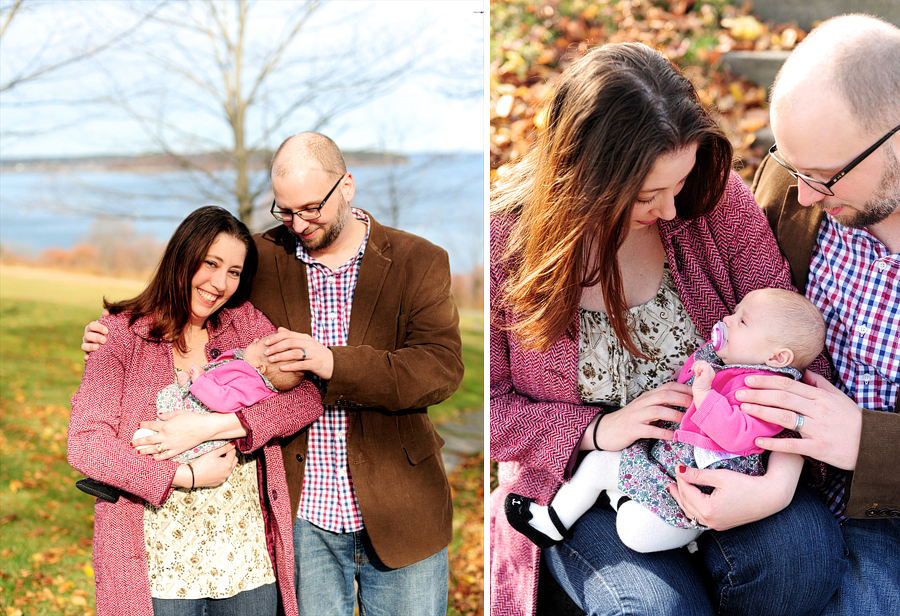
left=301, top=348, right=307, bottom=361
left=794, top=413, right=805, bottom=433
left=156, top=443, right=163, bottom=453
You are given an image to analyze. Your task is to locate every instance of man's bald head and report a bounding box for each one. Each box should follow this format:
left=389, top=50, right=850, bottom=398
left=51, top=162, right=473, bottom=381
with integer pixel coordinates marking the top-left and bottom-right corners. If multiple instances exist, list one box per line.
left=271, top=132, right=347, bottom=179
left=772, top=14, right=900, bottom=135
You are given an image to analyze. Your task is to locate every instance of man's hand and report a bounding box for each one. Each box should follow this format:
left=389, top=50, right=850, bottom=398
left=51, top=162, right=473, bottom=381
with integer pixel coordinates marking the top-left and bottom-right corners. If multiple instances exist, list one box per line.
left=263, top=327, right=334, bottom=380
left=81, top=309, right=110, bottom=360
left=736, top=371, right=862, bottom=471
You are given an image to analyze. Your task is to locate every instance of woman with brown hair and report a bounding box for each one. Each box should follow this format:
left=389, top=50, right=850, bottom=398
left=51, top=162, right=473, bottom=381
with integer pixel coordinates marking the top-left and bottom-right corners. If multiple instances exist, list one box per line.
left=490, top=43, right=845, bottom=616
left=68, top=206, right=322, bottom=616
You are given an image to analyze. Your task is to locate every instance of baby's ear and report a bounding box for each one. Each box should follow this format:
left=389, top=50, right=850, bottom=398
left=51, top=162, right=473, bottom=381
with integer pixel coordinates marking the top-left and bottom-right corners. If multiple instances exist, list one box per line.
left=766, top=348, right=794, bottom=368
left=255, top=363, right=268, bottom=376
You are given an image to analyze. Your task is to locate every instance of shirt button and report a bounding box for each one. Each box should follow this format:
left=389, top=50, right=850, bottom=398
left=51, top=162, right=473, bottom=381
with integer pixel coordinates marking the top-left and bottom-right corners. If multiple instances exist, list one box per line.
left=876, top=261, right=888, bottom=271
left=859, top=325, right=869, bottom=334
left=329, top=311, right=336, bottom=321
left=863, top=374, right=871, bottom=384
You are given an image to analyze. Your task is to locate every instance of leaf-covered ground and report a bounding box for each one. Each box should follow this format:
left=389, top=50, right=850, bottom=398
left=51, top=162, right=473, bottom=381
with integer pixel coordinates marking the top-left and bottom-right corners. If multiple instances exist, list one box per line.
left=491, top=0, right=811, bottom=183
left=0, top=267, right=484, bottom=615
left=447, top=451, right=485, bottom=616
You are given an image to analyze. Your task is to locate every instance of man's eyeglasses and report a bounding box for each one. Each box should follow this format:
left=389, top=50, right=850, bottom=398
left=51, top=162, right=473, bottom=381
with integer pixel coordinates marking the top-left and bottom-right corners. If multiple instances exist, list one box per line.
left=270, top=173, right=345, bottom=223
left=768, top=123, right=900, bottom=196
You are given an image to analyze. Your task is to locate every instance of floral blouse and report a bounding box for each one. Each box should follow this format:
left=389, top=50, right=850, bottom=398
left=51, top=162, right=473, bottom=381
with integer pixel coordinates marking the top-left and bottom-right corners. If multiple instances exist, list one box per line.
left=144, top=450, right=275, bottom=599
left=578, top=264, right=706, bottom=406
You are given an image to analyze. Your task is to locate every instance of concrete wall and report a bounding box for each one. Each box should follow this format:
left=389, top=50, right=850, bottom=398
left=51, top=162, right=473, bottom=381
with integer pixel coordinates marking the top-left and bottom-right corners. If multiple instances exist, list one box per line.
left=749, top=0, right=900, bottom=31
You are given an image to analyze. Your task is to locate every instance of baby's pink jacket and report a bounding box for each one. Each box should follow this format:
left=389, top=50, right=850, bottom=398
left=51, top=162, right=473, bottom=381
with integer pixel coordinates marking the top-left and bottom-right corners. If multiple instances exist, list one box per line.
left=672, top=354, right=785, bottom=455
left=188, top=350, right=276, bottom=413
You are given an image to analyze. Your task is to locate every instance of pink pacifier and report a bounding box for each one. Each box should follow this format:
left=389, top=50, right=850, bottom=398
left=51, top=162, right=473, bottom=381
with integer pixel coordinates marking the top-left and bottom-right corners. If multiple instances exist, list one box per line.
left=711, top=321, right=728, bottom=351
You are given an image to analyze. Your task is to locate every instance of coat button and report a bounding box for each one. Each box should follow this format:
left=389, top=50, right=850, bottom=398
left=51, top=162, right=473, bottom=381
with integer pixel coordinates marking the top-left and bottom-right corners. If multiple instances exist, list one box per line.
left=272, top=490, right=278, bottom=500
left=210, top=349, right=221, bottom=358
left=296, top=454, right=304, bottom=462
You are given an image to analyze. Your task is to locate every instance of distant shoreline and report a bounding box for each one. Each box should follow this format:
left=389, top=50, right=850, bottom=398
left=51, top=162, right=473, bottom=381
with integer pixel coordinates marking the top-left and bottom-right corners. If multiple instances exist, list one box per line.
left=0, top=150, right=412, bottom=173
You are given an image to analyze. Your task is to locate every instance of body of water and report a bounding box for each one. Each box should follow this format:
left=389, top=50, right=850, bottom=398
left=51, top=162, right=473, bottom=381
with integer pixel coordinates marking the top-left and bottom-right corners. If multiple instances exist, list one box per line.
left=0, top=152, right=484, bottom=273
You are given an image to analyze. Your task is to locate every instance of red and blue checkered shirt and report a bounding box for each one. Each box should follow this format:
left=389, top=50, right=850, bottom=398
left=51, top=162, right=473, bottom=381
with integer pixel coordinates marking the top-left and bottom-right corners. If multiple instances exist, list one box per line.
left=295, top=209, right=370, bottom=533
left=807, top=216, right=899, bottom=520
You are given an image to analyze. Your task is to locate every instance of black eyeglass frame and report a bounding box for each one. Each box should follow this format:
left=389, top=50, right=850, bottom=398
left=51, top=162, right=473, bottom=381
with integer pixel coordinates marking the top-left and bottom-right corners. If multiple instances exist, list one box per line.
left=270, top=173, right=345, bottom=223
left=768, top=123, right=900, bottom=196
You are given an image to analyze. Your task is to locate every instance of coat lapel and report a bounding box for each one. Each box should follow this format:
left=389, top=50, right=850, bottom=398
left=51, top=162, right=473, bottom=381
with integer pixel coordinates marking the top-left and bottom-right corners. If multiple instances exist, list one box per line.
left=273, top=231, right=313, bottom=335
left=348, top=214, right=391, bottom=347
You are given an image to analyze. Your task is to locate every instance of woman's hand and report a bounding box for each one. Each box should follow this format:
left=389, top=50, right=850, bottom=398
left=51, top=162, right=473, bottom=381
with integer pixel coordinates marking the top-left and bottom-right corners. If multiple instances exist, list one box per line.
left=171, top=444, right=238, bottom=489
left=588, top=381, right=692, bottom=451
left=667, top=451, right=803, bottom=530
left=133, top=410, right=246, bottom=461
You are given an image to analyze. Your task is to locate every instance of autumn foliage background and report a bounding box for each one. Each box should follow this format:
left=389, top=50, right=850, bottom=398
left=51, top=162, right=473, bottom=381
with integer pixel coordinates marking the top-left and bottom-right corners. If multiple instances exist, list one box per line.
left=491, top=0, right=813, bottom=184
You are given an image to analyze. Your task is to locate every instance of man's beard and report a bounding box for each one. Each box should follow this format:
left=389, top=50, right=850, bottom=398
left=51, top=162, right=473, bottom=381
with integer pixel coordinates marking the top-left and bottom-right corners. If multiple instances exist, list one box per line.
left=822, top=145, right=900, bottom=228
left=298, top=195, right=349, bottom=252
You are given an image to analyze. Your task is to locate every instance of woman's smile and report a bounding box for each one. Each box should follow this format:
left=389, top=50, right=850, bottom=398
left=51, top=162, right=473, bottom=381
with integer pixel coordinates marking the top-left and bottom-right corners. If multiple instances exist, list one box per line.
left=196, top=288, right=221, bottom=305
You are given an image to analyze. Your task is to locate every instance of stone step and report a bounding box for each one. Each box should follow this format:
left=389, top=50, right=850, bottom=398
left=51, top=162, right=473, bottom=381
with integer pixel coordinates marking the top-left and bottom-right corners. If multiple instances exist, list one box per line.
left=719, top=2, right=900, bottom=152
left=748, top=0, right=900, bottom=32
left=721, top=49, right=790, bottom=91
left=721, top=2, right=900, bottom=91
left=436, top=409, right=484, bottom=473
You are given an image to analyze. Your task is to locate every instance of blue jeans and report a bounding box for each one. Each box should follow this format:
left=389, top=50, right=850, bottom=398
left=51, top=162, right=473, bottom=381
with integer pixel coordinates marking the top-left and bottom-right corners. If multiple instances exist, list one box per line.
left=292, top=516, right=448, bottom=616
left=151, top=583, right=277, bottom=616
left=544, top=484, right=845, bottom=616
left=819, top=518, right=900, bottom=616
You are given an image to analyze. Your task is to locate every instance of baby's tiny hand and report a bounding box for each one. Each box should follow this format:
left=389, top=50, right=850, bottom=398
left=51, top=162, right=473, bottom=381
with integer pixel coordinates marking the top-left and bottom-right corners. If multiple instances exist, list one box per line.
left=176, top=371, right=192, bottom=388
left=188, top=365, right=204, bottom=383
left=691, top=361, right=715, bottom=391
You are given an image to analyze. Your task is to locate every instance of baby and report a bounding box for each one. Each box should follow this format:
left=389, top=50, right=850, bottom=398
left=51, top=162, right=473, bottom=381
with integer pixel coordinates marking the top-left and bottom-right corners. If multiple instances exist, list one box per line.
left=76, top=338, right=303, bottom=501
left=132, top=337, right=304, bottom=462
left=506, top=288, right=826, bottom=553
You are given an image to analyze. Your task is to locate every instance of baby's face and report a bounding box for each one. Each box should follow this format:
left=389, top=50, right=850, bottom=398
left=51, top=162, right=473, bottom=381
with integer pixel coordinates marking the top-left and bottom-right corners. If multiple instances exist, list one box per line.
left=716, top=292, right=782, bottom=366
left=242, top=338, right=268, bottom=369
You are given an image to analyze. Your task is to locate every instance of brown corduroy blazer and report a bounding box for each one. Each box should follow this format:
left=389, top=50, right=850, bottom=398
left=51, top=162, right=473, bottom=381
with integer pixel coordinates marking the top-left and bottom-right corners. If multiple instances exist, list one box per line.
left=248, top=211, right=464, bottom=567
left=752, top=155, right=900, bottom=519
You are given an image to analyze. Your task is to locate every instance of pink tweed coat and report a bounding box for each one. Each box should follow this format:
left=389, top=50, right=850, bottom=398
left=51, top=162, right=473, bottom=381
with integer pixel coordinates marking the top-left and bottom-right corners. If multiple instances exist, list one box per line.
left=68, top=302, right=323, bottom=616
left=490, top=172, right=810, bottom=616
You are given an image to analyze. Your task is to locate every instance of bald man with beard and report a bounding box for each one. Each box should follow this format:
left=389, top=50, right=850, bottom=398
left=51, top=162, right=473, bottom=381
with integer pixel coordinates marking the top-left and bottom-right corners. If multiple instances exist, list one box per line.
left=748, top=14, right=900, bottom=615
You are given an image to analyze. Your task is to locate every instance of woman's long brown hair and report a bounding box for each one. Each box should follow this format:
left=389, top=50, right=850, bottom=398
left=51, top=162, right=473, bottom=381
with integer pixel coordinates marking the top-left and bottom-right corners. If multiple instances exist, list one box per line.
left=105, top=206, right=258, bottom=353
left=492, top=42, right=733, bottom=356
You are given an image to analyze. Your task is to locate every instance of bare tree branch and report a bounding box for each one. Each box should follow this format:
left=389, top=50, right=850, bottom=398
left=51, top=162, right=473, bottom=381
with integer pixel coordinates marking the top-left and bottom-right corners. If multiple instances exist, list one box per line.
left=0, top=0, right=167, bottom=93
left=79, top=0, right=434, bottom=223
left=0, top=0, right=25, bottom=41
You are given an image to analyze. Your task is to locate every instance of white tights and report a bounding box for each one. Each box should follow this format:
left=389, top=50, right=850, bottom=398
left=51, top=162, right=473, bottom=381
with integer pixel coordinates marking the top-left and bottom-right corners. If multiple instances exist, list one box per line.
left=527, top=450, right=703, bottom=553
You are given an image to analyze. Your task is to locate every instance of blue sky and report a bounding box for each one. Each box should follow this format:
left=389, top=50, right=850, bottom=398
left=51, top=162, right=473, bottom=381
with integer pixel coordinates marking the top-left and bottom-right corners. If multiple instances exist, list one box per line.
left=0, top=0, right=485, bottom=158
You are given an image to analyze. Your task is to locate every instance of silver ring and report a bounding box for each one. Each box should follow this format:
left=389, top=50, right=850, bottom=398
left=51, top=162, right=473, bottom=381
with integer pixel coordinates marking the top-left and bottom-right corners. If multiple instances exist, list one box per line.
left=156, top=443, right=163, bottom=453
left=301, top=348, right=307, bottom=361
left=793, top=413, right=805, bottom=433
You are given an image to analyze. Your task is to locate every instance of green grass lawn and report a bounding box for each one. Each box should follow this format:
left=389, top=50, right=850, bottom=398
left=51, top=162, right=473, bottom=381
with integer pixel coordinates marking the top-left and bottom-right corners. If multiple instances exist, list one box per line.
left=0, top=265, right=484, bottom=615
